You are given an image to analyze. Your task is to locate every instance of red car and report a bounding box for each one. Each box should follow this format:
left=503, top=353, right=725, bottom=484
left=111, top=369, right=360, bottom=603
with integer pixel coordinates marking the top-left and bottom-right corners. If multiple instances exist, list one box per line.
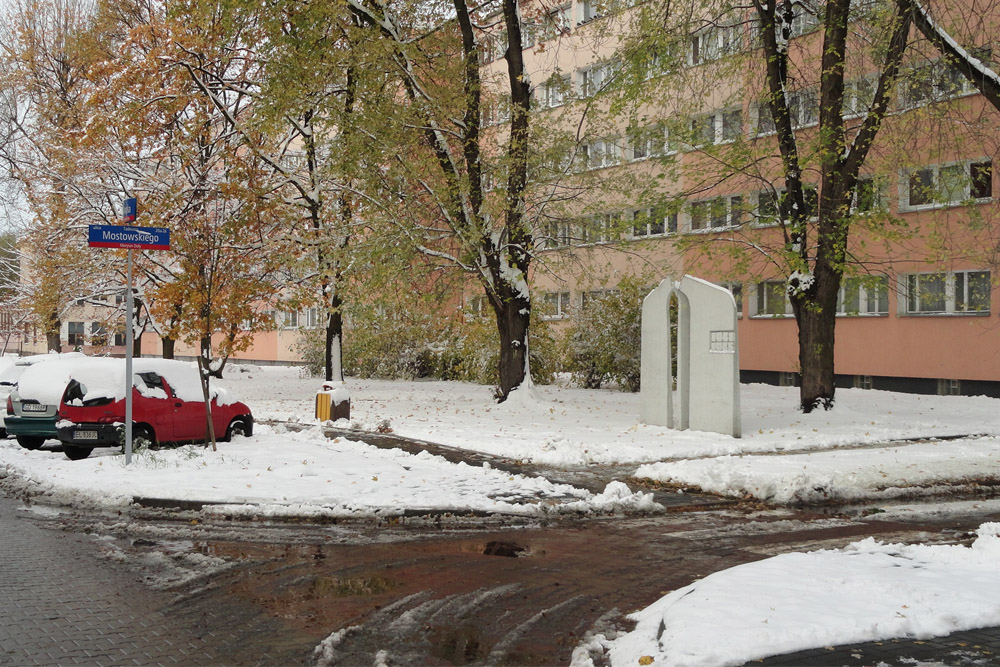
left=56, top=359, right=253, bottom=460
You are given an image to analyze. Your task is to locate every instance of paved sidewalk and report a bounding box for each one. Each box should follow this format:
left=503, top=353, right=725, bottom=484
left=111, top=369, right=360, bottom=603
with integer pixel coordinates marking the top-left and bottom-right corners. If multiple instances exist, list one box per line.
left=755, top=625, right=1000, bottom=665
left=0, top=495, right=311, bottom=666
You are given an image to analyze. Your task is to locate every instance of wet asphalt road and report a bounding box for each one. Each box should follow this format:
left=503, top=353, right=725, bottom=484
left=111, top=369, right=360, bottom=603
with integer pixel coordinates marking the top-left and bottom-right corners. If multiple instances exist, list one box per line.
left=4, top=490, right=1000, bottom=666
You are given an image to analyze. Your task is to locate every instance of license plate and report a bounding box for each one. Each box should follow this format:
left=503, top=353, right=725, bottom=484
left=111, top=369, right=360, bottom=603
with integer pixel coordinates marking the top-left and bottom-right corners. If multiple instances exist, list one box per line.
left=21, top=403, right=47, bottom=413
left=74, top=430, right=98, bottom=441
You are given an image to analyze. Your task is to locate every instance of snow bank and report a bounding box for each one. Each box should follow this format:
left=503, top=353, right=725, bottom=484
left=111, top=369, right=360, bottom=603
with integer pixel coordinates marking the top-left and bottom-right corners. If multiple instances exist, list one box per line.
left=598, top=524, right=1000, bottom=667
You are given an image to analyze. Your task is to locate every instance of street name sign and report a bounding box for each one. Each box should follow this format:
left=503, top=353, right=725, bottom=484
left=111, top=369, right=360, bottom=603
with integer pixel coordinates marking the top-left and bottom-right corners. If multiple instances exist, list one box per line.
left=88, top=224, right=170, bottom=250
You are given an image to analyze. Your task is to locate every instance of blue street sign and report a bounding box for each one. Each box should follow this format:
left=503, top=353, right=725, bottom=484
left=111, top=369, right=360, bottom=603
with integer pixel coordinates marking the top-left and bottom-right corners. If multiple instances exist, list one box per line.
left=123, top=197, right=137, bottom=223
left=88, top=224, right=170, bottom=250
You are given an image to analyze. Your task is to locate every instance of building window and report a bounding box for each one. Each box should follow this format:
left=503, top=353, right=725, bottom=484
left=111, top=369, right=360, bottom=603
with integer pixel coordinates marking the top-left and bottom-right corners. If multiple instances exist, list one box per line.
left=753, top=89, right=818, bottom=134
left=581, top=289, right=618, bottom=310
left=842, top=74, right=877, bottom=118
left=854, top=375, right=873, bottom=390
left=579, top=138, right=622, bottom=170
left=720, top=282, right=743, bottom=316
left=578, top=61, right=618, bottom=97
left=852, top=176, right=885, bottom=213
left=937, top=378, right=961, bottom=396
left=534, top=73, right=571, bottom=108
left=542, top=220, right=575, bottom=248
left=304, top=307, right=321, bottom=329
left=543, top=3, right=571, bottom=40
left=779, top=371, right=798, bottom=386
left=68, top=321, right=85, bottom=346
left=579, top=0, right=603, bottom=24
left=755, top=186, right=818, bottom=225
left=630, top=207, right=676, bottom=238
left=903, top=270, right=990, bottom=315
left=541, top=291, right=571, bottom=319
left=114, top=331, right=126, bottom=347
left=466, top=296, right=487, bottom=319
left=628, top=124, right=670, bottom=160
left=689, top=195, right=744, bottom=231
left=902, top=160, right=993, bottom=210
left=690, top=23, right=740, bottom=65
left=281, top=311, right=299, bottom=329
left=753, top=280, right=793, bottom=316
left=898, top=53, right=987, bottom=109
left=90, top=323, right=108, bottom=347
left=788, top=88, right=819, bottom=128
left=837, top=276, right=889, bottom=315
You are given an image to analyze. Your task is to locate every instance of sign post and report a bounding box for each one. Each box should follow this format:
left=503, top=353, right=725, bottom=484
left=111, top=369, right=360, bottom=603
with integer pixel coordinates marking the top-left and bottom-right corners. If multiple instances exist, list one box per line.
left=88, top=200, right=170, bottom=464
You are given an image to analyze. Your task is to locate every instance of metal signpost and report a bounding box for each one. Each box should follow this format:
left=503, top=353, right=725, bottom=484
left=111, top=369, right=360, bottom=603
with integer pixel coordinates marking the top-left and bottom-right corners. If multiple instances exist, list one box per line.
left=88, top=199, right=170, bottom=464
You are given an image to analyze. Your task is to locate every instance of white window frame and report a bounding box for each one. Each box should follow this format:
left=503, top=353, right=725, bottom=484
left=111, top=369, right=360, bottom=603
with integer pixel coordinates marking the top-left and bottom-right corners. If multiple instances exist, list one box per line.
left=842, top=74, right=877, bottom=119
left=900, top=159, right=993, bottom=211
left=579, top=0, right=603, bottom=24
left=836, top=276, right=889, bottom=316
left=688, top=107, right=742, bottom=147
left=687, top=194, right=745, bottom=231
left=541, top=291, right=572, bottom=320
left=582, top=212, right=620, bottom=244
left=753, top=186, right=818, bottom=227
left=901, top=270, right=991, bottom=315
left=851, top=175, right=886, bottom=213
left=690, top=23, right=740, bottom=65
left=628, top=124, right=672, bottom=161
left=578, top=60, right=618, bottom=97
left=897, top=55, right=982, bottom=110
left=579, top=138, right=622, bottom=170
left=535, top=73, right=571, bottom=109
left=752, top=280, right=794, bottom=317
left=719, top=282, right=743, bottom=317
left=629, top=207, right=676, bottom=239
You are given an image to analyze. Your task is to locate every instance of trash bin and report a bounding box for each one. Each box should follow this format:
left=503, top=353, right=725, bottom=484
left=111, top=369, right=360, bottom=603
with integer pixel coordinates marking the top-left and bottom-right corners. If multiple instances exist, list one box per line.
left=316, top=382, right=350, bottom=422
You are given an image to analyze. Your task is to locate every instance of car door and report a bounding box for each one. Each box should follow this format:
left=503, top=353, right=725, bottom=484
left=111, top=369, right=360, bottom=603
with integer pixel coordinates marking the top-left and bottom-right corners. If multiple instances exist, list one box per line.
left=134, top=372, right=176, bottom=443
left=166, top=378, right=208, bottom=443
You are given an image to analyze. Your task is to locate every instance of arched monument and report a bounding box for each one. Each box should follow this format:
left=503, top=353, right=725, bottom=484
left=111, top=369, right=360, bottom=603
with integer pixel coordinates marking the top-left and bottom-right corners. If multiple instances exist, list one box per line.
left=640, top=275, right=741, bottom=438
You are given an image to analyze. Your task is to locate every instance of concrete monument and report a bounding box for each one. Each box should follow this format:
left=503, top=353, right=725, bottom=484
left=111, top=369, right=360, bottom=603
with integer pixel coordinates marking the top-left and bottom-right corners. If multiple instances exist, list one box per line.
left=640, top=275, right=741, bottom=437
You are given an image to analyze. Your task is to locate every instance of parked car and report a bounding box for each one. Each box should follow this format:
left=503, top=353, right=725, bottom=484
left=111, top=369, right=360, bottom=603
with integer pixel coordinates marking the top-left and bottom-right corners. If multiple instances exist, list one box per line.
left=56, top=358, right=253, bottom=460
left=0, top=353, right=86, bottom=439
left=6, top=354, right=92, bottom=449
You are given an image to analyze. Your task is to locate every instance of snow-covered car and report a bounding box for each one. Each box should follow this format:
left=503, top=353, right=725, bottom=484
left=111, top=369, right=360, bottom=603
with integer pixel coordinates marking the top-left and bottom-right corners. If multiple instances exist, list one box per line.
left=56, top=358, right=253, bottom=461
left=4, top=353, right=89, bottom=447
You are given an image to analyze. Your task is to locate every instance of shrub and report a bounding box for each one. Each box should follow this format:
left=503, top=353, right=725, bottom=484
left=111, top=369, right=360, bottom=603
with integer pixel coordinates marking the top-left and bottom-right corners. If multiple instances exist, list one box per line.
left=565, top=277, right=646, bottom=392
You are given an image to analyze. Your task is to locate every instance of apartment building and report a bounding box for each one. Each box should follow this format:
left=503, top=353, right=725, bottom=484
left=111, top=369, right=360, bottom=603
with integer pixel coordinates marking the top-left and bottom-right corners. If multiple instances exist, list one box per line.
left=479, top=0, right=1000, bottom=396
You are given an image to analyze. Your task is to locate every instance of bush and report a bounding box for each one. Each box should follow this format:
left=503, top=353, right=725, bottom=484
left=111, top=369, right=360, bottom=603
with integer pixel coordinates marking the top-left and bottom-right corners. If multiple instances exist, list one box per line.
left=564, top=277, right=646, bottom=392
left=294, top=299, right=560, bottom=386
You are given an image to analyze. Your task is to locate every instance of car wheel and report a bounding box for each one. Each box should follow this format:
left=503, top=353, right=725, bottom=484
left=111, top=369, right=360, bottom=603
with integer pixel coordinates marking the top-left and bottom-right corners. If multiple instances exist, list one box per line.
left=121, top=425, right=155, bottom=453
left=225, top=418, right=251, bottom=441
left=16, top=435, right=44, bottom=450
left=132, top=426, right=155, bottom=452
left=63, top=446, right=93, bottom=461
left=0, top=427, right=7, bottom=438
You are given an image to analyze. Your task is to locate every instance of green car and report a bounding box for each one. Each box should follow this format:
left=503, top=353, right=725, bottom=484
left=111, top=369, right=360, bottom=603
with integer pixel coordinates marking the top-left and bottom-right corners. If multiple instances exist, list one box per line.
left=6, top=356, right=100, bottom=450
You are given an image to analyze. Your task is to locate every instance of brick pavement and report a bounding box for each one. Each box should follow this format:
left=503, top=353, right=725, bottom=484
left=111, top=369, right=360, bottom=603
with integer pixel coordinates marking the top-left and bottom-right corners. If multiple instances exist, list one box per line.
left=0, top=495, right=312, bottom=666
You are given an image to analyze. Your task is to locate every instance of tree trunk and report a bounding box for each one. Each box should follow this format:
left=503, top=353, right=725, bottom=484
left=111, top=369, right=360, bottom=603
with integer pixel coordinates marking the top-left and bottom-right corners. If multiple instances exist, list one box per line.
left=494, top=294, right=530, bottom=401
left=325, top=292, right=344, bottom=383
left=46, top=331, right=60, bottom=352
left=196, top=355, right=217, bottom=451
left=161, top=337, right=175, bottom=359
left=793, top=261, right=841, bottom=412
left=795, top=303, right=836, bottom=412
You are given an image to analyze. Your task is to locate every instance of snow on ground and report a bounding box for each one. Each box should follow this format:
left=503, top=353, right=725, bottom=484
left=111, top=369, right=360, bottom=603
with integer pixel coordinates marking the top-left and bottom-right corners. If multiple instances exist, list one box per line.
left=230, top=365, right=1000, bottom=466
left=4, top=362, right=1000, bottom=665
left=0, top=424, right=600, bottom=518
left=575, top=523, right=1000, bottom=667
left=636, top=436, right=1000, bottom=504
